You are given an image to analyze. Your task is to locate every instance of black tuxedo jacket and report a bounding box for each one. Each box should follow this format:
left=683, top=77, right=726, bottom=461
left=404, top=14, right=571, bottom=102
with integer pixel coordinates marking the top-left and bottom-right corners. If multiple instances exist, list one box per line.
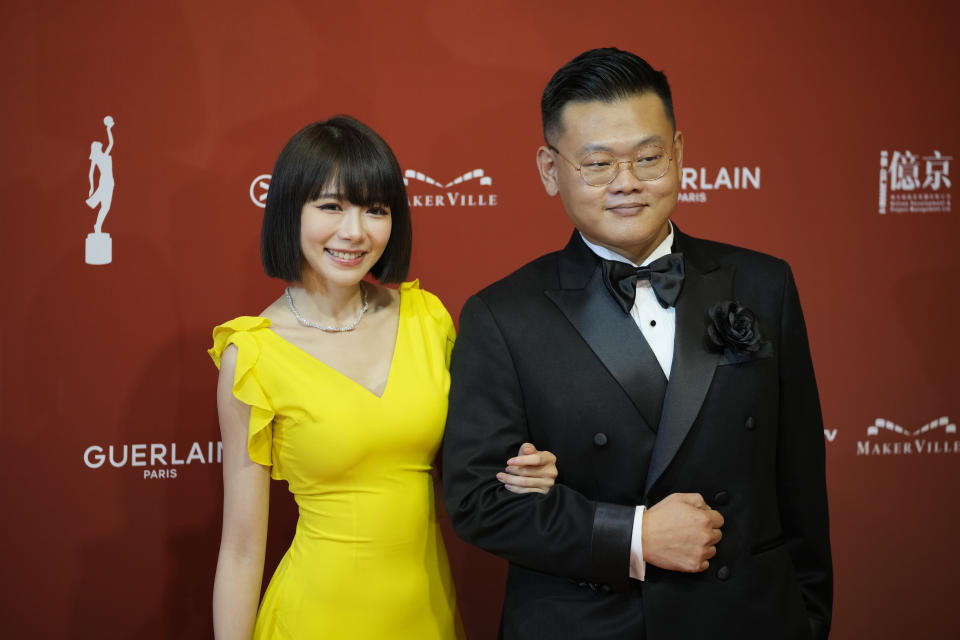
left=442, top=228, right=832, bottom=640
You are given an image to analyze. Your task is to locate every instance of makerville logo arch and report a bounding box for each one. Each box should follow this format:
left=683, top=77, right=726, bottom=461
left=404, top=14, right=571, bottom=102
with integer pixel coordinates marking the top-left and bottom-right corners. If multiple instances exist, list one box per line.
left=857, top=416, right=958, bottom=456
left=403, top=168, right=497, bottom=208
left=248, top=168, right=497, bottom=210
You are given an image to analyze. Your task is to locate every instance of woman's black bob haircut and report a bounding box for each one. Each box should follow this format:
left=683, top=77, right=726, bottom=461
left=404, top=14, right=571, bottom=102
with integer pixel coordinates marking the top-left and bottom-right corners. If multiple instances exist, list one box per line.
left=261, top=115, right=412, bottom=283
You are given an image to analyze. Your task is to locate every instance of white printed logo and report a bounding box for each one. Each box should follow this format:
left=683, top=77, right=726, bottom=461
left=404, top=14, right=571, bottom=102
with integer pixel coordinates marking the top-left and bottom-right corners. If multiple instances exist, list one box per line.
left=404, top=168, right=498, bottom=208
left=84, top=115, right=116, bottom=265
left=856, top=416, right=958, bottom=456
left=679, top=166, right=761, bottom=203
left=879, top=150, right=952, bottom=214
left=83, top=440, right=223, bottom=479
left=247, top=169, right=497, bottom=210
left=249, top=174, right=271, bottom=208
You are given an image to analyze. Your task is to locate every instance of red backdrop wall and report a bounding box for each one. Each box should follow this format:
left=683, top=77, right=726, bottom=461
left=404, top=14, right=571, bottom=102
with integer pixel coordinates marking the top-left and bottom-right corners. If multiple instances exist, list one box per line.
left=1, top=1, right=958, bottom=637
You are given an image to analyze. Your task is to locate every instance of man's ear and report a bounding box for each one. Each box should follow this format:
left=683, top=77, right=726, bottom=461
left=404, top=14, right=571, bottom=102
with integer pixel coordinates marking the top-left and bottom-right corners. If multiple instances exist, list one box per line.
left=673, top=130, right=684, bottom=172
left=536, top=145, right=560, bottom=197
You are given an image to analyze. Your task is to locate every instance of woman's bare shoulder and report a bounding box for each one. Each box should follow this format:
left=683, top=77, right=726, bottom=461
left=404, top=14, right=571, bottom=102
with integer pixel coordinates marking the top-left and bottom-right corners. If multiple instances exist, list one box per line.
left=259, top=293, right=292, bottom=328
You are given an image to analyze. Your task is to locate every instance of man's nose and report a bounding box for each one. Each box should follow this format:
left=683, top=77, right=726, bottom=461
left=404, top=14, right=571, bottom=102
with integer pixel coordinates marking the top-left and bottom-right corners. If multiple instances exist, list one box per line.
left=607, top=161, right=646, bottom=193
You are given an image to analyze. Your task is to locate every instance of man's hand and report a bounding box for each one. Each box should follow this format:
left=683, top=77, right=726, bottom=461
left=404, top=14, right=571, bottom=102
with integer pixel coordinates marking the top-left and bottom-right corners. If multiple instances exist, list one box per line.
left=642, top=493, right=724, bottom=572
left=496, top=442, right=559, bottom=494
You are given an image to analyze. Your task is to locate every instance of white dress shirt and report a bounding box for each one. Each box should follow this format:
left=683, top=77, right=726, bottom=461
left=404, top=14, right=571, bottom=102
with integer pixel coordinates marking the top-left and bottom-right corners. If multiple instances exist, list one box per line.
left=579, top=222, right=677, bottom=581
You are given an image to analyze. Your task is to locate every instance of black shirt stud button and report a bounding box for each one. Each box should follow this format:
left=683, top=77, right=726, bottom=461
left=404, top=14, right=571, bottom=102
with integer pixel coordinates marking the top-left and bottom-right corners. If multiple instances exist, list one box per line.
left=717, top=566, right=731, bottom=581
left=713, top=491, right=729, bottom=506
left=593, top=433, right=608, bottom=447
left=745, top=416, right=756, bottom=430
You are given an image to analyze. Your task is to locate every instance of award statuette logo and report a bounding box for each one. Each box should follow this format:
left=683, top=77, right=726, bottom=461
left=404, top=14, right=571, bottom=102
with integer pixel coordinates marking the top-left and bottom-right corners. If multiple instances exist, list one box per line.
left=85, top=115, right=115, bottom=265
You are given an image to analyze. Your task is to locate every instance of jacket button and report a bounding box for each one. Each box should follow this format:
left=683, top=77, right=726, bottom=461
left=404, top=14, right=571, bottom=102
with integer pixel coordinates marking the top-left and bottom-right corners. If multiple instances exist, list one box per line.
left=593, top=433, right=608, bottom=446
left=713, top=491, right=729, bottom=506
left=745, top=416, right=756, bottom=430
left=717, top=565, right=731, bottom=581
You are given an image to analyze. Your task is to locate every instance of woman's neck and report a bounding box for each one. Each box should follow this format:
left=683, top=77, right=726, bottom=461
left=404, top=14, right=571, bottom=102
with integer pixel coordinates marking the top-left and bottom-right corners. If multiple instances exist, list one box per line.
left=290, top=273, right=367, bottom=326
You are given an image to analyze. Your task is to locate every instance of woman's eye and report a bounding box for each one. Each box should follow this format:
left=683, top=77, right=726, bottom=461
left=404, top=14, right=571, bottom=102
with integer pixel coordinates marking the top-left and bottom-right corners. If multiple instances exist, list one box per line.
left=367, top=206, right=390, bottom=216
left=318, top=202, right=342, bottom=211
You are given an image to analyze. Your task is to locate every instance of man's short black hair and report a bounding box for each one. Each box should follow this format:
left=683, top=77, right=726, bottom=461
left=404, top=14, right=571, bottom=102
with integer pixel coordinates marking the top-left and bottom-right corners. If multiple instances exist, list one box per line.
left=541, top=48, right=675, bottom=144
left=261, top=115, right=412, bottom=283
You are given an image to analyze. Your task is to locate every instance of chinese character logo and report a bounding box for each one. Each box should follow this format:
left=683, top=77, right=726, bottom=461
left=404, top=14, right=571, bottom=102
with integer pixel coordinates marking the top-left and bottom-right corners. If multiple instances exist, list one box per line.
left=879, top=148, right=952, bottom=215
left=922, top=150, right=951, bottom=190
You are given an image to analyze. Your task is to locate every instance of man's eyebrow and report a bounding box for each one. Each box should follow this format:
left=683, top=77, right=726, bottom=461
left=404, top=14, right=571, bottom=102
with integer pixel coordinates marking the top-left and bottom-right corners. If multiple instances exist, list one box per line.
left=580, top=135, right=665, bottom=154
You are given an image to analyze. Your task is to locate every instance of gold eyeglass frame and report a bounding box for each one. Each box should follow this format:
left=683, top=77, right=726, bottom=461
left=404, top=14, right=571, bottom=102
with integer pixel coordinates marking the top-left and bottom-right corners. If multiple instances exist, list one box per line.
left=548, top=145, right=673, bottom=187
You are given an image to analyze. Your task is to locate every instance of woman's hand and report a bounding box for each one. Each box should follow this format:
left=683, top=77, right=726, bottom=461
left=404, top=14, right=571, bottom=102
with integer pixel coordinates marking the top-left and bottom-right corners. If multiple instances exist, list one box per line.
left=496, top=442, right=558, bottom=494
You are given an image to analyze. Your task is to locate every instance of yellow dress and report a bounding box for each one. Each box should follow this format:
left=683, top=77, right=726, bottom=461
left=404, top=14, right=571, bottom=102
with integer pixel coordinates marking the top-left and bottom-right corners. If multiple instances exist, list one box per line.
left=209, top=282, right=464, bottom=639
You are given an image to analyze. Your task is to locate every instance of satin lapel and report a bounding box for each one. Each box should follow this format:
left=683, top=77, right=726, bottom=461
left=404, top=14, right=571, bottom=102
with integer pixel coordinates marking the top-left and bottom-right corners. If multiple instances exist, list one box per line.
left=644, top=256, right=732, bottom=492
left=546, top=245, right=667, bottom=434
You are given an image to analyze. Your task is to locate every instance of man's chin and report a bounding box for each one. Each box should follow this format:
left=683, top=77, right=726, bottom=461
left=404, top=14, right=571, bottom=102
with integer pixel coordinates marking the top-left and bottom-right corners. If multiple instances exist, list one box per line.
left=582, top=225, right=671, bottom=262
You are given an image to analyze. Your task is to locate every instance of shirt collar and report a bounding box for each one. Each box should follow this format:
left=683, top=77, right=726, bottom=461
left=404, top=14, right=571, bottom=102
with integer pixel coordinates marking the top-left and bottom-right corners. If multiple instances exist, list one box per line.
left=579, top=221, right=675, bottom=267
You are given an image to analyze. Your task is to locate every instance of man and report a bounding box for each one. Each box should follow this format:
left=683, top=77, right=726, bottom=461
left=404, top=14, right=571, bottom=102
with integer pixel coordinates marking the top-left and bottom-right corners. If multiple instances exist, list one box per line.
left=442, top=48, right=832, bottom=639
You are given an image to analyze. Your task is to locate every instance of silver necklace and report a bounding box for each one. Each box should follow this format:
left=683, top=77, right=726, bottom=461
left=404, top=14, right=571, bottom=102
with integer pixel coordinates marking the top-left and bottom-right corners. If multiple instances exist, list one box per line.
left=285, top=284, right=368, bottom=332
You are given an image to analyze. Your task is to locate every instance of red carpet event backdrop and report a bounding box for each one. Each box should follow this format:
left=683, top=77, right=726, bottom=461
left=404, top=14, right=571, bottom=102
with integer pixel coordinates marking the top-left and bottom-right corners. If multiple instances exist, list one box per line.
left=1, top=1, right=957, bottom=637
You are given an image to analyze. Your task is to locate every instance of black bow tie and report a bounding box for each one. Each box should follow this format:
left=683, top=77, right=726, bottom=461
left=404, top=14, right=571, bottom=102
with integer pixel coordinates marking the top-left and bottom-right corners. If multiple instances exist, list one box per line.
left=601, top=253, right=685, bottom=313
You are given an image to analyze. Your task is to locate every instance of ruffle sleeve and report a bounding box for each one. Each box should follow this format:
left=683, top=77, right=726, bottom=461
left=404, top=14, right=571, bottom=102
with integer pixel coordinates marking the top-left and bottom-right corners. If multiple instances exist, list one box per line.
left=208, top=316, right=275, bottom=469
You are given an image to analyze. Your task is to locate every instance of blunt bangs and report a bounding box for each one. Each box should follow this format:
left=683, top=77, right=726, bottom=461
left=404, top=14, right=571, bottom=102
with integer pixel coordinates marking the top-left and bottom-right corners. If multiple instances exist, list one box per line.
left=306, top=142, right=401, bottom=211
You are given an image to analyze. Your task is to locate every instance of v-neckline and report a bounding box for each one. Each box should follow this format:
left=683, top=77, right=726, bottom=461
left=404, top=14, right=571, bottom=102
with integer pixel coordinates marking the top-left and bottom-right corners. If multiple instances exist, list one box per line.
left=264, top=288, right=404, bottom=399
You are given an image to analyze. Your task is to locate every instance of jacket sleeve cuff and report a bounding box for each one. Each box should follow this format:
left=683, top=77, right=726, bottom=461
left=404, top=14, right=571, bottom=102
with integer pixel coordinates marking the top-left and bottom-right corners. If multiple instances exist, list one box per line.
left=591, top=502, right=636, bottom=586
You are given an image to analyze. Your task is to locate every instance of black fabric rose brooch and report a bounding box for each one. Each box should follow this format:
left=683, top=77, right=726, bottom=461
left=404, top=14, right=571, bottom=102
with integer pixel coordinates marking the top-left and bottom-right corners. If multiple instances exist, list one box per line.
left=705, top=301, right=772, bottom=363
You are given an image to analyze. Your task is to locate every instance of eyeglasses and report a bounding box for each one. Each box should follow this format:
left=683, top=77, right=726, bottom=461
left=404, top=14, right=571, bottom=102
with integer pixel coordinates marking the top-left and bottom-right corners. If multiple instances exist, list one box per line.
left=549, top=144, right=673, bottom=187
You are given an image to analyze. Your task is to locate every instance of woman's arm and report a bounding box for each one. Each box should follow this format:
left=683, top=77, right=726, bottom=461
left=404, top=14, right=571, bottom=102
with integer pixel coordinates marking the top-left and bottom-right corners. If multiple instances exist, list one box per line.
left=213, top=344, right=271, bottom=640
left=104, top=121, right=114, bottom=155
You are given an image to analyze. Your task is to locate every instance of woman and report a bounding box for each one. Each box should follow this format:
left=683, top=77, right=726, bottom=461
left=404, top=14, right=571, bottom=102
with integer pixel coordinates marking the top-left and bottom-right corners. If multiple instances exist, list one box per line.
left=209, top=116, right=558, bottom=639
